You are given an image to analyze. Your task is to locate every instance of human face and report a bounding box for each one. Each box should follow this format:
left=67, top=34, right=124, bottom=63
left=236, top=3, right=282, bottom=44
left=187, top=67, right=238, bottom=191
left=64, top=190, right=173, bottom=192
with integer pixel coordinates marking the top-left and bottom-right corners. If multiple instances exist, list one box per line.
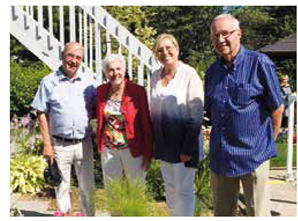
left=211, top=18, right=241, bottom=61
left=62, top=43, right=83, bottom=78
left=105, top=60, right=125, bottom=87
left=156, top=38, right=179, bottom=66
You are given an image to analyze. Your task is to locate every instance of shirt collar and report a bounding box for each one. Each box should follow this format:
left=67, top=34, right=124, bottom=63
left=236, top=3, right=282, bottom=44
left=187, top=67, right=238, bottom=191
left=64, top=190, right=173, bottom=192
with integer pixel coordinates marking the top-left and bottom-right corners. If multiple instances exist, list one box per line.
left=220, top=45, right=245, bottom=70
left=56, top=67, right=82, bottom=82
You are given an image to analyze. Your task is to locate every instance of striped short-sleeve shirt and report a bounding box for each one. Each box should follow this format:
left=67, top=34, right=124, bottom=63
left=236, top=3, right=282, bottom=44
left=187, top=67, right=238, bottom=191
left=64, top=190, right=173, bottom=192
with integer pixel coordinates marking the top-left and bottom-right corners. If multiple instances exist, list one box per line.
left=204, top=45, right=283, bottom=177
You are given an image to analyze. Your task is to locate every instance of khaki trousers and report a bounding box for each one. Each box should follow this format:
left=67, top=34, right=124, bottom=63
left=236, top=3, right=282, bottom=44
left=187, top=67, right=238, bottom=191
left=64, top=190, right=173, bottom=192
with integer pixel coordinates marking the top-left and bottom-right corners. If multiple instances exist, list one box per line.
left=53, top=137, right=95, bottom=216
left=211, top=160, right=270, bottom=216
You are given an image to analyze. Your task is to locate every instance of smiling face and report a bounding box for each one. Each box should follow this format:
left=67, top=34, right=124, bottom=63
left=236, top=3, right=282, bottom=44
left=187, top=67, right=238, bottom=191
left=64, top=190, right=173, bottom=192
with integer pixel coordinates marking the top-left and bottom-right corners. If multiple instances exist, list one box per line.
left=211, top=17, right=242, bottom=62
left=105, top=59, right=125, bottom=87
left=62, top=42, right=83, bottom=78
left=156, top=37, right=179, bottom=67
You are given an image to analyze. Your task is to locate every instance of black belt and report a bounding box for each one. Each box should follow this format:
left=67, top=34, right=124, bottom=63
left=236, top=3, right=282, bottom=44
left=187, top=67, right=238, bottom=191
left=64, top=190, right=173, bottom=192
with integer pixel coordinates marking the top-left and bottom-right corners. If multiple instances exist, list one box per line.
left=52, top=135, right=85, bottom=143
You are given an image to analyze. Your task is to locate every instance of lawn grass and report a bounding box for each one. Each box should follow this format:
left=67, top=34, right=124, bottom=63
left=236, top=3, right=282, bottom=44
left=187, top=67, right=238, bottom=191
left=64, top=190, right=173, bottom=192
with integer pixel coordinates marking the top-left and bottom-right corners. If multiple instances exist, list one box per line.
left=270, top=143, right=297, bottom=167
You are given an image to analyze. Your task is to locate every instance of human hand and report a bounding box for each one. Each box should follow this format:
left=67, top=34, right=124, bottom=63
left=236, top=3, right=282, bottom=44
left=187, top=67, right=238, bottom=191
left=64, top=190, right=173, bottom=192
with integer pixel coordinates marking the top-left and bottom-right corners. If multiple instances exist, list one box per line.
left=179, top=154, right=192, bottom=162
left=141, top=157, right=151, bottom=171
left=43, top=143, right=54, bottom=164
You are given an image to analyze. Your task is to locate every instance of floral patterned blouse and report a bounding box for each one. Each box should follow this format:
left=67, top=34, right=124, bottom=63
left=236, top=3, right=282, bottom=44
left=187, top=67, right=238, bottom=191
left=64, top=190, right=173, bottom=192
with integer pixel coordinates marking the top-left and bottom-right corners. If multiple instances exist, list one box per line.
left=103, top=99, right=128, bottom=150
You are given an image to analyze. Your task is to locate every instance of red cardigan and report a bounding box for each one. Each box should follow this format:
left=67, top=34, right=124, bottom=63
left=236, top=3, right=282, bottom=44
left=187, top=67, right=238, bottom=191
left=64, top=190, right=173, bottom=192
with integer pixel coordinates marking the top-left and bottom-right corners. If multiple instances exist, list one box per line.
left=96, top=79, right=153, bottom=160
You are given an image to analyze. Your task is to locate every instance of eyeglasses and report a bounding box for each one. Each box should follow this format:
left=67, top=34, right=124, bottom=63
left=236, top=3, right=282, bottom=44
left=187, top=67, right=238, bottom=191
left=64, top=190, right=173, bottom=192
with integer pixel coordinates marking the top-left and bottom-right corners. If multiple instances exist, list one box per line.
left=212, top=29, right=238, bottom=40
left=157, top=45, right=175, bottom=54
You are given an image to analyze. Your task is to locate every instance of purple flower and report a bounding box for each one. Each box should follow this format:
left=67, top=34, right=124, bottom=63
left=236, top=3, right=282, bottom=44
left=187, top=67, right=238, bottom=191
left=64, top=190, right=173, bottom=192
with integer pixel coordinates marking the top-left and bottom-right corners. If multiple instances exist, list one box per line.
left=20, top=114, right=30, bottom=128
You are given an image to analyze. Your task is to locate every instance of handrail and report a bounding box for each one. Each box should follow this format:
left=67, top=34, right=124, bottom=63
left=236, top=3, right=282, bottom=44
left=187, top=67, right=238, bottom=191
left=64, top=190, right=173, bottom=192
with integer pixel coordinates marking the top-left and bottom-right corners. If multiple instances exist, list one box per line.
left=11, top=5, right=159, bottom=87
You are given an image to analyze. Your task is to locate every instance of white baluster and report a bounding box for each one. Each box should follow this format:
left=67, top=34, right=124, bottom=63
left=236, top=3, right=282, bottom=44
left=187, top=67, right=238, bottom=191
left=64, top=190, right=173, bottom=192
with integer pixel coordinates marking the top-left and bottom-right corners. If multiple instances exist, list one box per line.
left=25, top=6, right=29, bottom=14
left=79, top=7, right=83, bottom=45
left=29, top=6, right=34, bottom=17
left=95, top=7, right=102, bottom=84
left=106, top=33, right=111, bottom=55
left=83, top=7, right=88, bottom=70
left=48, top=6, right=53, bottom=36
left=38, top=6, right=43, bottom=28
left=128, top=51, right=133, bottom=80
left=89, top=20, right=93, bottom=71
left=69, top=6, right=76, bottom=42
left=137, top=59, right=144, bottom=86
left=59, top=6, right=64, bottom=46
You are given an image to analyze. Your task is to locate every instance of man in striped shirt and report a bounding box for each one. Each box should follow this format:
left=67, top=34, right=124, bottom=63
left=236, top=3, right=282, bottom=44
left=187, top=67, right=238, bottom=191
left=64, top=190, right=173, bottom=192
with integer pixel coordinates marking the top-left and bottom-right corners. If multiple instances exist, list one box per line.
left=204, top=14, right=284, bottom=216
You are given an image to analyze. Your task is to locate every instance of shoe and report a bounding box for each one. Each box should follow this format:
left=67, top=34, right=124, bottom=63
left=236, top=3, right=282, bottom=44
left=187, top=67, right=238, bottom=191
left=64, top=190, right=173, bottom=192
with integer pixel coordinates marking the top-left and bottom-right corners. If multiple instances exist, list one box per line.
left=53, top=211, right=63, bottom=216
left=74, top=212, right=85, bottom=216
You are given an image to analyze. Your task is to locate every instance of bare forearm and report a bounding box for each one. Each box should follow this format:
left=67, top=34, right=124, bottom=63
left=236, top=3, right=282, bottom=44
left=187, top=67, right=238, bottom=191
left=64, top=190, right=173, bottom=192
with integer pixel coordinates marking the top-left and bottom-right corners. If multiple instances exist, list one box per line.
left=271, top=104, right=284, bottom=140
left=38, top=112, right=54, bottom=161
left=38, top=112, right=52, bottom=146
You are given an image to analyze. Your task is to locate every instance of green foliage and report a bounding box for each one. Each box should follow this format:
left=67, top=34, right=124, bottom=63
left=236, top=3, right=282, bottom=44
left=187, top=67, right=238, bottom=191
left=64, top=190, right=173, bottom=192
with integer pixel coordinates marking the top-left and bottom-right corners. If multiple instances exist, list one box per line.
left=228, top=6, right=296, bottom=50
left=10, top=207, right=23, bottom=217
left=10, top=60, right=50, bottom=117
left=143, top=6, right=222, bottom=75
left=194, top=134, right=212, bottom=216
left=103, top=6, right=156, bottom=48
left=10, top=154, right=47, bottom=194
left=274, top=58, right=296, bottom=89
left=145, top=160, right=166, bottom=201
left=194, top=157, right=213, bottom=216
left=104, top=179, right=155, bottom=216
left=271, top=142, right=297, bottom=168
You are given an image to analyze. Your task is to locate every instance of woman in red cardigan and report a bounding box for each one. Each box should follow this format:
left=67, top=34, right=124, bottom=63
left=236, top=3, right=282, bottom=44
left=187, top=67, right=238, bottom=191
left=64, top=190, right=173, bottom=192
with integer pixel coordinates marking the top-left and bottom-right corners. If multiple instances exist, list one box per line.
left=96, top=54, right=153, bottom=187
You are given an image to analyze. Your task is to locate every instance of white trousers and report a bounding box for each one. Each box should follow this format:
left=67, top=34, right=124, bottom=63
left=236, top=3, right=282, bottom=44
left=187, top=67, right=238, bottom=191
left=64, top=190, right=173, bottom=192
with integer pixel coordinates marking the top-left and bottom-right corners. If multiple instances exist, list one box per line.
left=100, top=147, right=145, bottom=187
left=160, top=161, right=196, bottom=216
left=53, top=138, right=95, bottom=216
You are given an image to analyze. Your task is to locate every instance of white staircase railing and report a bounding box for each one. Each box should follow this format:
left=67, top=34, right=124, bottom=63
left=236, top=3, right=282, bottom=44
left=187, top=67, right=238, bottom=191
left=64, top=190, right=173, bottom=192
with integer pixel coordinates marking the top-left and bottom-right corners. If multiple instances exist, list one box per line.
left=10, top=6, right=159, bottom=92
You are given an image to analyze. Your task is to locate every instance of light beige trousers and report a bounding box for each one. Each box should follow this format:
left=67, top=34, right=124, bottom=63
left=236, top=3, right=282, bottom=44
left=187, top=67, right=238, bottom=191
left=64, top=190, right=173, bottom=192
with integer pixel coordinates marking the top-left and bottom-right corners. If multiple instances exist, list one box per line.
left=211, top=160, right=270, bottom=216
left=53, top=138, right=95, bottom=216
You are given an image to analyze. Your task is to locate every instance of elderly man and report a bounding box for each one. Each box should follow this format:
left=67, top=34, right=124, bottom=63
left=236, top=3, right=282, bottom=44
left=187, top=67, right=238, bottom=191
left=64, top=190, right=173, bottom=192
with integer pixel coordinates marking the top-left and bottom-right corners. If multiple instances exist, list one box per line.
left=204, top=14, right=284, bottom=216
left=31, top=42, right=97, bottom=216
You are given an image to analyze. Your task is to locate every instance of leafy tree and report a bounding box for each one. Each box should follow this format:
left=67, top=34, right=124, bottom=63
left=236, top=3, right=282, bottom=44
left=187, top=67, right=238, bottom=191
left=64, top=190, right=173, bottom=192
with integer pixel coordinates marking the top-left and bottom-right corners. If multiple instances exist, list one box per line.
left=142, top=6, right=223, bottom=75
left=103, top=6, right=156, bottom=48
left=228, top=6, right=296, bottom=87
left=10, top=60, right=50, bottom=117
left=228, top=6, right=296, bottom=50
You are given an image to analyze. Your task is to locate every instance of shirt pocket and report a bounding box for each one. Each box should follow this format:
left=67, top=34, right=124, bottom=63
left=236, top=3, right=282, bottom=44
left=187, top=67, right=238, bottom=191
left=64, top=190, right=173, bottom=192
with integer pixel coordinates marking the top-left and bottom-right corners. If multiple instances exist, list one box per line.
left=233, top=83, right=251, bottom=105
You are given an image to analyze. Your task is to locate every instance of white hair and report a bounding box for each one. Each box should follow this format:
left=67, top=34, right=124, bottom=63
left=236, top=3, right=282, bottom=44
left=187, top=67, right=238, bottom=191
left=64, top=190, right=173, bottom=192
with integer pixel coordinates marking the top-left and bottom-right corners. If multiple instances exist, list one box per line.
left=211, top=14, right=240, bottom=30
left=102, top=54, right=126, bottom=73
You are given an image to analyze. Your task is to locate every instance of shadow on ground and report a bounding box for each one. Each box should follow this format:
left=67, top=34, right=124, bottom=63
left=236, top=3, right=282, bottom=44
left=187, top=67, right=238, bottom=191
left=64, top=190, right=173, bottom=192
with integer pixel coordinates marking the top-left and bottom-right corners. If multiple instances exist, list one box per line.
left=20, top=210, right=52, bottom=217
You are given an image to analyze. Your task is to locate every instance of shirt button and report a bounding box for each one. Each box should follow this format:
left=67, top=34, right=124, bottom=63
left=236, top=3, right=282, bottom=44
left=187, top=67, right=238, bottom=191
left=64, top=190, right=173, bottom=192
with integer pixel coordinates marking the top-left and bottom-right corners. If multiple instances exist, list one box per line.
left=225, top=86, right=228, bottom=89
left=221, top=113, right=224, bottom=117
left=223, top=100, right=226, bottom=103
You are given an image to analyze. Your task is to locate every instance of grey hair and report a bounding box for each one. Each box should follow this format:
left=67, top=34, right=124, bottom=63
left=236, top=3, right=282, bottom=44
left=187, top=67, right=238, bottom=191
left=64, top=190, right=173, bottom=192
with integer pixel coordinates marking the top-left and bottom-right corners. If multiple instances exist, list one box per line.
left=102, top=54, right=126, bottom=73
left=211, top=14, right=240, bottom=30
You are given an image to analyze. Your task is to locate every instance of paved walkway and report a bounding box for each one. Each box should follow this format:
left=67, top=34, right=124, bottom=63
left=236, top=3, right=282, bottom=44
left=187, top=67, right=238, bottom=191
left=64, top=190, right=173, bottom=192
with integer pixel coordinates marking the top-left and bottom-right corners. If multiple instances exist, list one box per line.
left=269, top=168, right=296, bottom=217
left=10, top=169, right=296, bottom=217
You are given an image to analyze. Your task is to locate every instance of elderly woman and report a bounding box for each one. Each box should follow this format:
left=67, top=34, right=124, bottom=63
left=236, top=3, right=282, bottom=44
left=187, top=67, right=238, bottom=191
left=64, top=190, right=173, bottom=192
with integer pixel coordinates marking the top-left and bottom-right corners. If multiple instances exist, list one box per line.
left=150, top=33, right=204, bottom=216
left=96, top=54, right=153, bottom=186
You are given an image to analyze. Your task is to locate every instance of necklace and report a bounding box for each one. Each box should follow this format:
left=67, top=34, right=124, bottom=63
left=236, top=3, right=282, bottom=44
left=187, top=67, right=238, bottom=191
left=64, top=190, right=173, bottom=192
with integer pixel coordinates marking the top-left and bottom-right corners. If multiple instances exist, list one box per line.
left=109, top=82, right=124, bottom=99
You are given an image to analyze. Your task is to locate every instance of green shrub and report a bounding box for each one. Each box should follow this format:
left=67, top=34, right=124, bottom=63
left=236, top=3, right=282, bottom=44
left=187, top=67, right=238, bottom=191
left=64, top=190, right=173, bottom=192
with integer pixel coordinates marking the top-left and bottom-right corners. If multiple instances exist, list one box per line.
left=104, top=179, right=154, bottom=216
left=10, top=60, right=50, bottom=117
left=10, top=154, right=47, bottom=194
left=194, top=156, right=213, bottom=216
left=145, top=160, right=166, bottom=201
